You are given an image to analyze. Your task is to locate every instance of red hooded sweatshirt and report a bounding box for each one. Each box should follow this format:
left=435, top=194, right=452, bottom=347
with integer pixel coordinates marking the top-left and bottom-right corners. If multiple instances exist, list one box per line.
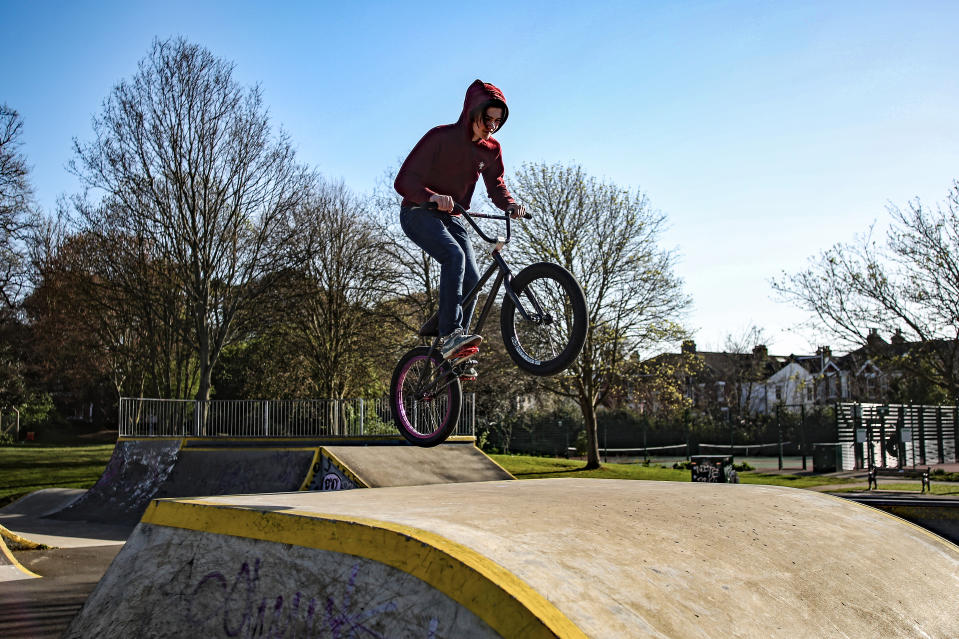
left=394, top=80, right=515, bottom=211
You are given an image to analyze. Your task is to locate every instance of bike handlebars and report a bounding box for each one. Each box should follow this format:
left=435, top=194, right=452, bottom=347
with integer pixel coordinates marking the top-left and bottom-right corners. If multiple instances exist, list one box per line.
left=416, top=201, right=532, bottom=246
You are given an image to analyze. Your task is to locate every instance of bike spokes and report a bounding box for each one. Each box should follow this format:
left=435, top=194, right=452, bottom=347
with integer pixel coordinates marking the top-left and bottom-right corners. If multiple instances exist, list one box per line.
left=391, top=349, right=461, bottom=445
left=512, top=276, right=575, bottom=363
left=501, top=262, right=588, bottom=376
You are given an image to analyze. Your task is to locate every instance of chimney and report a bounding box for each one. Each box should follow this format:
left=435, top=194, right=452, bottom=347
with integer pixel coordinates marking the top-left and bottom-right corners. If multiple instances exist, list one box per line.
left=816, top=345, right=831, bottom=358
left=866, top=328, right=885, bottom=348
left=681, top=340, right=697, bottom=354
left=752, top=344, right=768, bottom=359
left=891, top=328, right=906, bottom=345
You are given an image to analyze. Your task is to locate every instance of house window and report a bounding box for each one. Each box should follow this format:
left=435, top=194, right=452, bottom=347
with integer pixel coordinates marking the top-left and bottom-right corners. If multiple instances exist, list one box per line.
left=775, top=385, right=783, bottom=401
left=806, top=385, right=813, bottom=401
left=716, top=382, right=726, bottom=403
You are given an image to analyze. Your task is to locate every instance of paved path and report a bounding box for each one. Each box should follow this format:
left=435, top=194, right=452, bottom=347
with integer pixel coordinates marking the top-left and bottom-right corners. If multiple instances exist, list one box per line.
left=0, top=545, right=122, bottom=639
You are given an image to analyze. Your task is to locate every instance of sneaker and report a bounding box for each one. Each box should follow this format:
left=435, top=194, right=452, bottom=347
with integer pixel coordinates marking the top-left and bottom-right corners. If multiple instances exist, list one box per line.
left=458, top=367, right=478, bottom=381
left=438, top=328, right=483, bottom=360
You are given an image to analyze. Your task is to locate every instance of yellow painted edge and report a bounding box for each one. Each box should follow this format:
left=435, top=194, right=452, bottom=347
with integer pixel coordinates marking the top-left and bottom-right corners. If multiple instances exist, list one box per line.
left=181, top=436, right=407, bottom=444
left=475, top=445, right=517, bottom=480
left=298, top=448, right=322, bottom=491
left=445, top=435, right=477, bottom=443
left=319, top=447, right=370, bottom=489
left=0, top=524, right=48, bottom=550
left=142, top=499, right=585, bottom=639
left=0, top=534, right=40, bottom=579
left=117, top=436, right=182, bottom=443
left=184, top=446, right=319, bottom=452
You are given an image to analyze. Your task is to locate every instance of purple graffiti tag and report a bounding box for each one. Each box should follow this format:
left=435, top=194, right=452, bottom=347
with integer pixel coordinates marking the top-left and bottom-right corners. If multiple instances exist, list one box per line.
left=187, top=571, right=228, bottom=627
left=222, top=558, right=261, bottom=637
left=180, top=556, right=451, bottom=638
left=324, top=563, right=398, bottom=638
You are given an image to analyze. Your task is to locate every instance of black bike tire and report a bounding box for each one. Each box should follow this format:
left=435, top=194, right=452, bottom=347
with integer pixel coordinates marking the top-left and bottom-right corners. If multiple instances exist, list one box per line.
left=500, top=262, right=588, bottom=376
left=390, top=346, right=462, bottom=447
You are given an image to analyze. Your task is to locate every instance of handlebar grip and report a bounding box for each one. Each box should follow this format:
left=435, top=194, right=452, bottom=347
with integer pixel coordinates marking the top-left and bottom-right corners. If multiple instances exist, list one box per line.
left=418, top=201, right=467, bottom=215
left=523, top=211, right=533, bottom=220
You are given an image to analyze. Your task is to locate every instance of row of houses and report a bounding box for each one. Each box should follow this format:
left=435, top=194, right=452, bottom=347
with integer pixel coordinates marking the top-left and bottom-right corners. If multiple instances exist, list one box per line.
left=663, top=329, right=949, bottom=415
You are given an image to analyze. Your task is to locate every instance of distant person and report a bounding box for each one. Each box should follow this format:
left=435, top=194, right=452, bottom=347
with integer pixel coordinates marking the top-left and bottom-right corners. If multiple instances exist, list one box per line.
left=394, top=79, right=526, bottom=360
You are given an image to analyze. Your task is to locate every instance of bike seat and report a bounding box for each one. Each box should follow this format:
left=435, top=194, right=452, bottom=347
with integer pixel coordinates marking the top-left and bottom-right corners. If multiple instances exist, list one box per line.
left=418, top=314, right=439, bottom=337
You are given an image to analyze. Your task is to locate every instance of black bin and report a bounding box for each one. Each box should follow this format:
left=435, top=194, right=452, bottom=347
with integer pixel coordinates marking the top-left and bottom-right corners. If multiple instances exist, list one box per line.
left=690, top=455, right=736, bottom=483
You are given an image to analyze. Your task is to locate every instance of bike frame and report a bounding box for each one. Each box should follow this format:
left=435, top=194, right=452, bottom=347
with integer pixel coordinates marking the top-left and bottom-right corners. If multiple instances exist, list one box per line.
left=415, top=204, right=549, bottom=350
left=407, top=204, right=551, bottom=398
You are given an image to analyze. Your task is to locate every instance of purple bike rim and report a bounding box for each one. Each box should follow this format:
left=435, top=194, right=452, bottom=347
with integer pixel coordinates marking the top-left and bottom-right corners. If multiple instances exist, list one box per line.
left=395, top=354, right=452, bottom=440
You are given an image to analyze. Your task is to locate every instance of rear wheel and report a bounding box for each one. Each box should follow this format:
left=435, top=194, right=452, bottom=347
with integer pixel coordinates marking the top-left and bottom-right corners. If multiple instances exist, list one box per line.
left=501, top=262, right=588, bottom=376
left=390, top=347, right=462, bottom=447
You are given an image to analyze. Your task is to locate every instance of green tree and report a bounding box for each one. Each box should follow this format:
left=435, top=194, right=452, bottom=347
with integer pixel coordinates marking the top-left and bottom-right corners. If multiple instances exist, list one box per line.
left=510, top=162, right=691, bottom=469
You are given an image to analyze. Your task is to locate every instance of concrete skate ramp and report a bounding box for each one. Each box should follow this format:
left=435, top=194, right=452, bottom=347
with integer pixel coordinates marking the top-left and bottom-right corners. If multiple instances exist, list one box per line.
left=316, top=443, right=514, bottom=488
left=52, top=439, right=181, bottom=524
left=53, top=441, right=316, bottom=524
left=65, top=479, right=959, bottom=638
left=0, top=488, right=85, bottom=518
left=47, top=437, right=510, bottom=524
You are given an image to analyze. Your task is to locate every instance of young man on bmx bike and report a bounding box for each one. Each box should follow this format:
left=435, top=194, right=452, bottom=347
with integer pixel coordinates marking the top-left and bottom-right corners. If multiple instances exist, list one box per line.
left=394, top=79, right=526, bottom=363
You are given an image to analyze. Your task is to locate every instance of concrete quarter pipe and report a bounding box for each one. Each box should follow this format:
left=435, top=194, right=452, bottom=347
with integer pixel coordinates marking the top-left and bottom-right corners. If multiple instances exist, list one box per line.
left=48, top=437, right=511, bottom=525
left=65, top=478, right=959, bottom=638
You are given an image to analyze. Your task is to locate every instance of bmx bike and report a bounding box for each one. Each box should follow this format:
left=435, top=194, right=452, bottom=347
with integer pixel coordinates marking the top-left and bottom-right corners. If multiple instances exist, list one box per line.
left=390, top=202, right=588, bottom=446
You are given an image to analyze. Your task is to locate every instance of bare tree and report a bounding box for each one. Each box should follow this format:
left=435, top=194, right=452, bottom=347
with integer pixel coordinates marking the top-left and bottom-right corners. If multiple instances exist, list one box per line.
left=0, top=104, right=35, bottom=316
left=29, top=219, right=197, bottom=400
left=773, top=182, right=959, bottom=398
left=370, top=164, right=439, bottom=337
left=510, top=162, right=690, bottom=468
left=722, top=325, right=772, bottom=416
left=70, top=37, right=313, bottom=402
left=281, top=180, right=399, bottom=398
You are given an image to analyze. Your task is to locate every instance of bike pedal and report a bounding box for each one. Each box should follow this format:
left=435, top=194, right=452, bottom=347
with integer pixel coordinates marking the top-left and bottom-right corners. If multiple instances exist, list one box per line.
left=451, top=345, right=480, bottom=361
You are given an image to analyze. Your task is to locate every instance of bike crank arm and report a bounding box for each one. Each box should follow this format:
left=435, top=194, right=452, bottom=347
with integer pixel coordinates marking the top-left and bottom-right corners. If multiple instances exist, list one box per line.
left=413, top=364, right=460, bottom=400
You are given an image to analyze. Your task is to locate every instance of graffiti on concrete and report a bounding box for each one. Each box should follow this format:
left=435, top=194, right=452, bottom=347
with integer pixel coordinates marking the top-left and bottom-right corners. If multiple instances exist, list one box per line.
left=53, top=440, right=180, bottom=521
left=163, top=556, right=438, bottom=638
left=308, top=455, right=357, bottom=492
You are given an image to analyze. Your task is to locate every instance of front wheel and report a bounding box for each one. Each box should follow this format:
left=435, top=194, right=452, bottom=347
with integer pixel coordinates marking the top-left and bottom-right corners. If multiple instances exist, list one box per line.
left=501, top=262, right=588, bottom=376
left=390, top=346, right=462, bottom=447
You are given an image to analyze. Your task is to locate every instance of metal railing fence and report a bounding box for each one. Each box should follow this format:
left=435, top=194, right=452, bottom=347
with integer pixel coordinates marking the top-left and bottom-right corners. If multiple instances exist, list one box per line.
left=119, top=395, right=475, bottom=439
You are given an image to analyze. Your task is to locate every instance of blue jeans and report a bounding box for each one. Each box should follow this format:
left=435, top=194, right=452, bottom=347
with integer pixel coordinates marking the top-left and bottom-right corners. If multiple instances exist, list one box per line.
left=400, top=206, right=480, bottom=337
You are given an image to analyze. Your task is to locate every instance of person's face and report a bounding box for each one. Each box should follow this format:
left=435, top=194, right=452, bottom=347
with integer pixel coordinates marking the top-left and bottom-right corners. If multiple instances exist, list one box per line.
left=472, top=106, right=503, bottom=141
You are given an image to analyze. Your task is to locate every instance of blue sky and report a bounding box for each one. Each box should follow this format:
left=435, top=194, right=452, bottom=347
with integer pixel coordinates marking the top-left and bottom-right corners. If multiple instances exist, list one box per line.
left=3, top=1, right=958, bottom=355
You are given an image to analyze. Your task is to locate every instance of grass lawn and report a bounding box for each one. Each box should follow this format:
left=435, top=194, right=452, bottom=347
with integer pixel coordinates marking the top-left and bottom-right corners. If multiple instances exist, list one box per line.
left=0, top=444, right=115, bottom=507
left=490, top=453, right=864, bottom=490
left=3, top=446, right=950, bottom=508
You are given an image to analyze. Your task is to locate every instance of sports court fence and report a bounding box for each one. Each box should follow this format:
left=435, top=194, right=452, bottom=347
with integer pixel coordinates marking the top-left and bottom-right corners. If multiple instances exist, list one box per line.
left=834, top=402, right=959, bottom=471
left=118, top=395, right=475, bottom=439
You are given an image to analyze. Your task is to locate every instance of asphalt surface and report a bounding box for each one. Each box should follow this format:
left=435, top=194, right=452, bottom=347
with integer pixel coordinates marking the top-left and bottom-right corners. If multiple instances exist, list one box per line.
left=0, top=545, right=122, bottom=639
